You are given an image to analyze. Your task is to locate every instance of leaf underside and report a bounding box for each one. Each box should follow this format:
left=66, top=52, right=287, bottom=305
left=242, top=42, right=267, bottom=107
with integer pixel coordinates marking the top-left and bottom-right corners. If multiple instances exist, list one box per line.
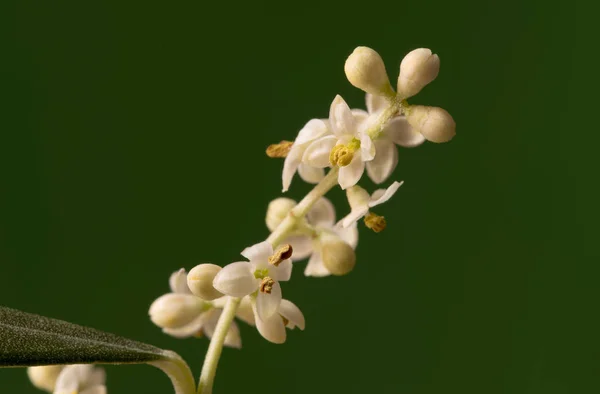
left=0, top=306, right=165, bottom=367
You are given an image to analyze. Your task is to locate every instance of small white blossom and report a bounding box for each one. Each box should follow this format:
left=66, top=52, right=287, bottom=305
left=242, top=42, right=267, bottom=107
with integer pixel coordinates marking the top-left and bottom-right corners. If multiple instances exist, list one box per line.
left=341, top=181, right=403, bottom=227
left=352, top=94, right=426, bottom=184
left=253, top=298, right=305, bottom=344
left=282, top=118, right=331, bottom=192
left=150, top=269, right=252, bottom=348
left=212, top=241, right=292, bottom=321
left=303, top=95, right=375, bottom=189
left=53, top=365, right=106, bottom=394
left=269, top=197, right=358, bottom=277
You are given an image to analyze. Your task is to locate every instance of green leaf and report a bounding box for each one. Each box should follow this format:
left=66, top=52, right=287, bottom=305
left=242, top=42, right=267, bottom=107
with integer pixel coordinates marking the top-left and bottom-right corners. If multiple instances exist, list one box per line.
left=0, top=305, right=166, bottom=367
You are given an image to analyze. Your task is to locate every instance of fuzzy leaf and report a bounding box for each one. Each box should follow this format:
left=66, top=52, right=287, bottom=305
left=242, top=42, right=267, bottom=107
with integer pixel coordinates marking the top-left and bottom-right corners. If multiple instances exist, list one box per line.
left=0, top=306, right=166, bottom=367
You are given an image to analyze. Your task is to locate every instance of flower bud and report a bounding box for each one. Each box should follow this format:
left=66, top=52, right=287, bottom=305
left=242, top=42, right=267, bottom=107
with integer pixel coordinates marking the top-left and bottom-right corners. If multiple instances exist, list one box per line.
left=320, top=233, right=356, bottom=276
left=187, top=264, right=223, bottom=301
left=397, top=48, right=440, bottom=99
left=406, top=105, right=455, bottom=143
left=265, top=197, right=297, bottom=231
left=149, top=293, right=205, bottom=329
left=27, top=366, right=64, bottom=392
left=344, top=46, right=394, bottom=97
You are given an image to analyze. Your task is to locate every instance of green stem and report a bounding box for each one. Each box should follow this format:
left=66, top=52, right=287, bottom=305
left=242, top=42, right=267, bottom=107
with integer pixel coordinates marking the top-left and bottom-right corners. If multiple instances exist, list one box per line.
left=196, top=297, right=241, bottom=394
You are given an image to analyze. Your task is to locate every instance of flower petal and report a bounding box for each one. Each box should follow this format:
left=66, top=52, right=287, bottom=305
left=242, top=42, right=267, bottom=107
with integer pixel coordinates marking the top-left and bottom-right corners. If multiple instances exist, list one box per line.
left=369, top=181, right=404, bottom=208
left=304, top=249, right=331, bottom=277
left=235, top=296, right=256, bottom=326
left=270, top=259, right=292, bottom=282
left=302, top=135, right=337, bottom=168
left=366, top=139, right=398, bottom=184
left=366, top=93, right=387, bottom=114
left=360, top=132, right=376, bottom=161
left=169, top=268, right=191, bottom=294
left=256, top=282, right=282, bottom=320
left=385, top=116, right=425, bottom=148
left=223, top=321, right=242, bottom=349
left=285, top=235, right=314, bottom=261
left=334, top=222, right=359, bottom=249
left=279, top=299, right=305, bottom=330
left=162, top=310, right=211, bottom=338
left=255, top=308, right=286, bottom=344
left=307, top=197, right=336, bottom=228
left=338, top=156, right=365, bottom=190
left=298, top=163, right=325, bottom=184
left=295, top=118, right=330, bottom=145
left=351, top=109, right=369, bottom=125
left=212, top=262, right=257, bottom=297
left=341, top=207, right=370, bottom=228
left=329, top=95, right=356, bottom=137
left=282, top=144, right=303, bottom=192
left=241, top=241, right=273, bottom=262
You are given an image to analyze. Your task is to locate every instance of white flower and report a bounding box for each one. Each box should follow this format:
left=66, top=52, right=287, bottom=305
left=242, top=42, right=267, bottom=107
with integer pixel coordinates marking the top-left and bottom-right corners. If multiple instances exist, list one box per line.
left=253, top=298, right=305, bottom=344
left=269, top=197, right=358, bottom=277
left=351, top=94, right=425, bottom=184
left=150, top=269, right=252, bottom=348
left=212, top=241, right=292, bottom=321
left=341, top=181, right=404, bottom=227
left=303, top=95, right=375, bottom=189
left=53, top=365, right=106, bottom=394
left=282, top=118, right=331, bottom=192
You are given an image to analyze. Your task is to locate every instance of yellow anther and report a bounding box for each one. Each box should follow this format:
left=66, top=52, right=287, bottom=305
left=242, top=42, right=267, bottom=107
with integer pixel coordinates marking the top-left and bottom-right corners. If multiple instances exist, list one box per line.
left=266, top=140, right=294, bottom=158
left=281, top=316, right=289, bottom=326
left=194, top=330, right=204, bottom=339
left=329, top=145, right=354, bottom=167
left=268, top=244, right=293, bottom=266
left=364, top=212, right=387, bottom=233
left=259, top=277, right=275, bottom=294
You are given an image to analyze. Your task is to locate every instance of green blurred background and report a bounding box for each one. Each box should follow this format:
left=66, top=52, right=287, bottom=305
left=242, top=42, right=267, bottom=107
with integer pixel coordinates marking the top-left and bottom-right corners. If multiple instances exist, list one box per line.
left=1, top=0, right=598, bottom=393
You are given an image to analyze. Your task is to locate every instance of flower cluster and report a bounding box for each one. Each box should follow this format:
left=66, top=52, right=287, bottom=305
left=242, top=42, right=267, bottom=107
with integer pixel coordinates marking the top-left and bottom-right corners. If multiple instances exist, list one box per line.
left=149, top=249, right=305, bottom=345
left=147, top=46, right=454, bottom=348
left=28, top=364, right=106, bottom=394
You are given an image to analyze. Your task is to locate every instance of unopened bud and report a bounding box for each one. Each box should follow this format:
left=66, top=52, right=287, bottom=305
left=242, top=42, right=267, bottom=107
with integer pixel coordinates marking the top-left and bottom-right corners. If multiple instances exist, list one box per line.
left=364, top=212, right=387, bottom=232
left=320, top=233, right=356, bottom=276
left=266, top=198, right=297, bottom=231
left=397, top=48, right=440, bottom=99
left=28, top=366, right=64, bottom=392
left=187, top=264, right=223, bottom=301
left=406, top=105, right=455, bottom=143
left=149, top=293, right=206, bottom=329
left=345, top=46, right=394, bottom=97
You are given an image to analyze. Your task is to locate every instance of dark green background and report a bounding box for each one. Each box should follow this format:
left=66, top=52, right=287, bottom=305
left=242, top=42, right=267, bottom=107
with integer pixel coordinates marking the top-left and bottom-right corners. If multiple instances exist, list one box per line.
left=1, top=1, right=598, bottom=393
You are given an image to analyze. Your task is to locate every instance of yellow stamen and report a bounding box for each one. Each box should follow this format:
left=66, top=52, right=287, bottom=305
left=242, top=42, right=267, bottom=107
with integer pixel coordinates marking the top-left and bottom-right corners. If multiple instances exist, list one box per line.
left=268, top=244, right=293, bottom=266
left=266, top=140, right=293, bottom=158
left=259, top=277, right=275, bottom=294
left=364, top=212, right=387, bottom=233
